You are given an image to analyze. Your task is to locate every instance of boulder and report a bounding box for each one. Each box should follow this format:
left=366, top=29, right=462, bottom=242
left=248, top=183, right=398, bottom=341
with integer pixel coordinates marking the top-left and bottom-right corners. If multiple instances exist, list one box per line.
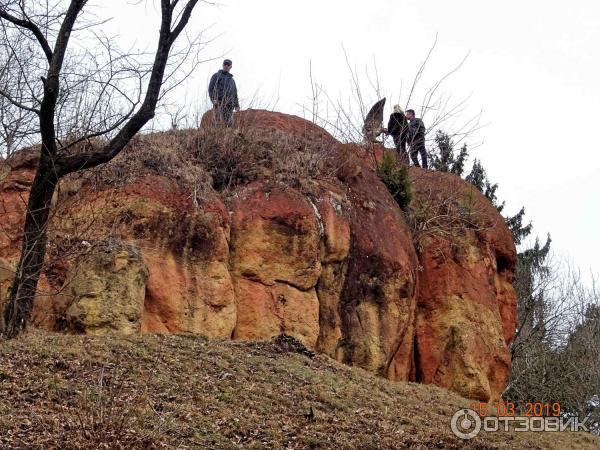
left=229, top=183, right=322, bottom=347
left=63, top=239, right=149, bottom=335
left=229, top=184, right=322, bottom=290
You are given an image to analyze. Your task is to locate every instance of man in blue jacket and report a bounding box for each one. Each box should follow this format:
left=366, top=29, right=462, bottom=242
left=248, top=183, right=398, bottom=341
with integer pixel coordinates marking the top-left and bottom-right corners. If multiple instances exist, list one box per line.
left=208, top=59, right=240, bottom=127
left=406, top=109, right=428, bottom=169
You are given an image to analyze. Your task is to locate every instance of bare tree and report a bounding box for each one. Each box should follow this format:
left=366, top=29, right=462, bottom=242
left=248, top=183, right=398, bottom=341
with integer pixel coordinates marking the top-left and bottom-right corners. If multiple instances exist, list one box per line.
left=505, top=255, right=600, bottom=427
left=0, top=0, right=203, bottom=338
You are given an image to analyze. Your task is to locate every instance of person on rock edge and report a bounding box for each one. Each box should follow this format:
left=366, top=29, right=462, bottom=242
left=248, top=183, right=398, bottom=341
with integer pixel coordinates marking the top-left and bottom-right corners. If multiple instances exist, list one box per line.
left=386, top=105, right=409, bottom=163
left=406, top=109, right=428, bottom=169
left=208, top=59, right=240, bottom=127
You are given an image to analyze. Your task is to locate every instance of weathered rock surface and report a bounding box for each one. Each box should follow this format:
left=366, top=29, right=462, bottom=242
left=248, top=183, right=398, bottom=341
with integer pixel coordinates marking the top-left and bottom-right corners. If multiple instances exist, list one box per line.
left=410, top=169, right=516, bottom=401
left=62, top=239, right=149, bottom=335
left=0, top=109, right=517, bottom=401
left=331, top=145, right=418, bottom=381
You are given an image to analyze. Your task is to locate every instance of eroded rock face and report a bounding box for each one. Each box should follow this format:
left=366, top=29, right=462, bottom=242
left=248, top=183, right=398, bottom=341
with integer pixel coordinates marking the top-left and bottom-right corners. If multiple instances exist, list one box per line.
left=410, top=169, right=517, bottom=401
left=229, top=184, right=322, bottom=345
left=330, top=147, right=418, bottom=380
left=414, top=235, right=512, bottom=401
left=63, top=240, right=149, bottom=335
left=0, top=109, right=517, bottom=402
left=233, top=278, right=320, bottom=347
left=229, top=184, right=322, bottom=290
left=0, top=150, right=36, bottom=260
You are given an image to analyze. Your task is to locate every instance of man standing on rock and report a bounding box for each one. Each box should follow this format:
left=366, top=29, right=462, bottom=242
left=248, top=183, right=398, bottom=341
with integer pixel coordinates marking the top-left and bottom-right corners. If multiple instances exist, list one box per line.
left=386, top=105, right=409, bottom=163
left=406, top=109, right=428, bottom=169
left=208, top=59, right=240, bottom=127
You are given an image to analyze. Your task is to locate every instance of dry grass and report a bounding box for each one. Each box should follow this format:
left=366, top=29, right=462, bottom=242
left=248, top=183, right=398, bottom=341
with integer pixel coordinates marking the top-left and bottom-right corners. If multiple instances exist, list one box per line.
left=193, top=125, right=337, bottom=193
left=408, top=179, right=493, bottom=250
left=61, top=123, right=338, bottom=203
left=1, top=331, right=598, bottom=449
left=63, top=131, right=213, bottom=203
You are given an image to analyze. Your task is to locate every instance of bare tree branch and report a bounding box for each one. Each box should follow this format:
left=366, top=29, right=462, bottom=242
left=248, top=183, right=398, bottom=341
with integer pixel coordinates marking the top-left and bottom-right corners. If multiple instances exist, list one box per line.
left=0, top=6, right=53, bottom=62
left=56, top=0, right=200, bottom=175
left=0, top=87, right=40, bottom=115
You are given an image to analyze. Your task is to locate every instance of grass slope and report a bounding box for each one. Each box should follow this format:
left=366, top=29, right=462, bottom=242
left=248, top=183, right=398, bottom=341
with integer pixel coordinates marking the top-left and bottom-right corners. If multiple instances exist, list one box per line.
left=0, top=331, right=598, bottom=449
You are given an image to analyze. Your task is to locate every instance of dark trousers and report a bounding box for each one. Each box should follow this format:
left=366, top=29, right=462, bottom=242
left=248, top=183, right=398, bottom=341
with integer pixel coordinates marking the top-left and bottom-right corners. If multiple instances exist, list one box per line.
left=393, top=134, right=409, bottom=164
left=410, top=142, right=428, bottom=169
left=214, top=103, right=234, bottom=127
left=392, top=134, right=407, bottom=152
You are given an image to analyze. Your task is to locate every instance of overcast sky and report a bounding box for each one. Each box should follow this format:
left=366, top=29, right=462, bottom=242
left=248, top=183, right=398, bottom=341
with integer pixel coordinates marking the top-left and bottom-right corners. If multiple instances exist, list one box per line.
left=106, top=0, right=599, bottom=277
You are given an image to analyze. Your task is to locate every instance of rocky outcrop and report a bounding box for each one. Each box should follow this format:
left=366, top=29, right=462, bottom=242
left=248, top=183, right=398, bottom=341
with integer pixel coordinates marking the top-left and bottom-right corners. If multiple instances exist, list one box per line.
left=410, top=170, right=516, bottom=401
left=414, top=233, right=513, bottom=401
left=62, top=239, right=149, bottom=335
left=0, top=109, right=517, bottom=402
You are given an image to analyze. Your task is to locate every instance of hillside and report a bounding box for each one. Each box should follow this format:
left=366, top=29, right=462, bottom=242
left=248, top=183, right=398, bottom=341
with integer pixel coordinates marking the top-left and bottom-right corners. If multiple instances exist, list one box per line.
left=1, top=331, right=598, bottom=449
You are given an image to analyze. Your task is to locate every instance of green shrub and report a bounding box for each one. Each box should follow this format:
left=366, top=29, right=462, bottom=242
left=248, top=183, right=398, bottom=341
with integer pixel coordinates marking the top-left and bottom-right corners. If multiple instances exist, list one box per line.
left=377, top=152, right=412, bottom=210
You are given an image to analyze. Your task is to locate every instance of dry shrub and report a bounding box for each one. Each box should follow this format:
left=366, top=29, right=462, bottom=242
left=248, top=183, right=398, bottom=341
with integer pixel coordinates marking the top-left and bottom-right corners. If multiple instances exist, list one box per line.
left=408, top=185, right=491, bottom=249
left=194, top=124, right=338, bottom=192
left=194, top=127, right=271, bottom=190
left=64, top=131, right=212, bottom=199
left=62, top=122, right=339, bottom=197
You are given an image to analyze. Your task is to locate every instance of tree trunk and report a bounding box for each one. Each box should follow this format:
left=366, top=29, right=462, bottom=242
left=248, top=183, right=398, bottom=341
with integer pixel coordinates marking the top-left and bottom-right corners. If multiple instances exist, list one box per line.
left=2, top=152, right=57, bottom=337
left=0, top=0, right=200, bottom=338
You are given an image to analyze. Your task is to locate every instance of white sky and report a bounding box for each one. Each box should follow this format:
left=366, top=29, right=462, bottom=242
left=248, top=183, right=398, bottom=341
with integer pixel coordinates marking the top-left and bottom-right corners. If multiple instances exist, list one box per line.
left=103, top=0, right=599, bottom=276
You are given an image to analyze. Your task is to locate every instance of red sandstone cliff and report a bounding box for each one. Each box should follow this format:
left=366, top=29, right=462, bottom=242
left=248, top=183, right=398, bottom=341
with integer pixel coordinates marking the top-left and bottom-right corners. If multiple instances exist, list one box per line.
left=0, top=110, right=516, bottom=402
